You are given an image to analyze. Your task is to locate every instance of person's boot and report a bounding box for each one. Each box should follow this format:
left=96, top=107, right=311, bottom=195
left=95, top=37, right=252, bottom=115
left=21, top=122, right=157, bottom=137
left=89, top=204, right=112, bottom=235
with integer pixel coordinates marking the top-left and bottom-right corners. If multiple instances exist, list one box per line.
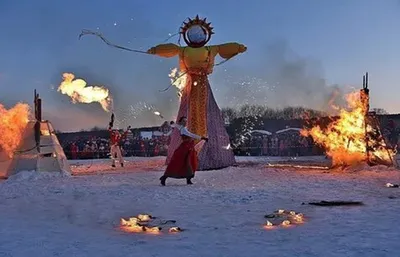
left=121, top=162, right=124, bottom=168
left=160, top=176, right=166, bottom=186
left=186, top=178, right=193, bottom=185
left=112, top=163, right=116, bottom=168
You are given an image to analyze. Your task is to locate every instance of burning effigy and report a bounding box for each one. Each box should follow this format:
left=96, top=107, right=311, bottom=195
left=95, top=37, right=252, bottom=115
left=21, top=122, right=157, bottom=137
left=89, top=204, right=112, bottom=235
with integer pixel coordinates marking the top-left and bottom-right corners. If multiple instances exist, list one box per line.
left=119, top=214, right=182, bottom=235
left=263, top=209, right=305, bottom=229
left=301, top=73, right=396, bottom=168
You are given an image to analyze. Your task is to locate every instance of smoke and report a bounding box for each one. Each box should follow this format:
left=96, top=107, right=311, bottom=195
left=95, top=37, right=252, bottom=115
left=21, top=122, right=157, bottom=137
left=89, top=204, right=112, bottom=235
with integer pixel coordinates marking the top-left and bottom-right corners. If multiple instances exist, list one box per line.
left=215, top=40, right=351, bottom=115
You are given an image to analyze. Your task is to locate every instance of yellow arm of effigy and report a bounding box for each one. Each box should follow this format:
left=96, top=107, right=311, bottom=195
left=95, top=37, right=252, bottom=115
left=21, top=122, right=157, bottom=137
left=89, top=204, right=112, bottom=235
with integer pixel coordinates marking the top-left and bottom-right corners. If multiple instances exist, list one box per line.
left=147, top=43, right=181, bottom=58
left=215, top=43, right=247, bottom=59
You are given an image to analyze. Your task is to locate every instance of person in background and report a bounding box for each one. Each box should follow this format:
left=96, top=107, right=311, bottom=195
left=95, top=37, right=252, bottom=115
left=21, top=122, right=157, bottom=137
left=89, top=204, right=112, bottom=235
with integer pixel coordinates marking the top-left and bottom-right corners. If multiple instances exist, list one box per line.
left=70, top=142, right=78, bottom=159
left=108, top=124, right=131, bottom=168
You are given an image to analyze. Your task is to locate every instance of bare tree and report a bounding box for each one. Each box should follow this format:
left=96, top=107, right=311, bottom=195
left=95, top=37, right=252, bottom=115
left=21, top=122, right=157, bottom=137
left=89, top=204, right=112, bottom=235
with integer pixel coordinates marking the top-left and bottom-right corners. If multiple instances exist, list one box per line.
left=371, top=108, right=388, bottom=115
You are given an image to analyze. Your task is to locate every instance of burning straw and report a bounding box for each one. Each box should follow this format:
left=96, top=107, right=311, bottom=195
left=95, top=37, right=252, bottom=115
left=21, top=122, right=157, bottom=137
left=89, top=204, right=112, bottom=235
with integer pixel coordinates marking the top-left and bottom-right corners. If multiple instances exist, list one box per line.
left=301, top=91, right=395, bottom=167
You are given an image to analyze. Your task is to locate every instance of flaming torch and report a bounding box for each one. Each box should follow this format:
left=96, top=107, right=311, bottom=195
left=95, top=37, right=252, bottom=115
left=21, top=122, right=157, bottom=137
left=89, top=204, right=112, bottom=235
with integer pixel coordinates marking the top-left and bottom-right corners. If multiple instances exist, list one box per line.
left=58, top=73, right=113, bottom=112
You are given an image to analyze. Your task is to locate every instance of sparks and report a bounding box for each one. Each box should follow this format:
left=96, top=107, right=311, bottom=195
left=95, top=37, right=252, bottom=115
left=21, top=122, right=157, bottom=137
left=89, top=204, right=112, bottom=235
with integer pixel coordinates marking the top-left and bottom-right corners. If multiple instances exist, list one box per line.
left=168, top=68, right=187, bottom=99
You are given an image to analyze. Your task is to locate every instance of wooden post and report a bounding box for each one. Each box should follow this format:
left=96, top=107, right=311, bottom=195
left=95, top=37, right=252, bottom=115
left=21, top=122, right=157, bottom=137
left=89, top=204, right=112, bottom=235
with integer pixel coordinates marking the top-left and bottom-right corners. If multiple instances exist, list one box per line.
left=33, top=90, right=41, bottom=151
left=361, top=73, right=370, bottom=164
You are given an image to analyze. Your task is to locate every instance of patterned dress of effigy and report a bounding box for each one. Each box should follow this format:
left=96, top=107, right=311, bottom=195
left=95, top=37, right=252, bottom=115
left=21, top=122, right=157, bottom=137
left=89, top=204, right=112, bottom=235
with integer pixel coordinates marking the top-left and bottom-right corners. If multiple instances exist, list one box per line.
left=148, top=43, right=246, bottom=170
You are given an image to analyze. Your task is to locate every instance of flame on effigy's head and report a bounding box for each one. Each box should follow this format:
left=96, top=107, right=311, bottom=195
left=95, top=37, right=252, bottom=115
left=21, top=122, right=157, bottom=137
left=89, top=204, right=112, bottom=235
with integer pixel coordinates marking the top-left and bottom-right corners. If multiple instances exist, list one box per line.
left=0, top=103, right=30, bottom=158
left=58, top=73, right=113, bottom=112
left=301, top=91, right=395, bottom=166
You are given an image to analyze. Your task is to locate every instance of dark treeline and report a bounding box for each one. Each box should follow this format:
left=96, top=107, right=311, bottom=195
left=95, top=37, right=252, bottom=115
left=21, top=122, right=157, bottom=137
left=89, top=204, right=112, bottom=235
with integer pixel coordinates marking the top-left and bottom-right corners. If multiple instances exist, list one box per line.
left=221, top=105, right=326, bottom=122
left=55, top=104, right=399, bottom=157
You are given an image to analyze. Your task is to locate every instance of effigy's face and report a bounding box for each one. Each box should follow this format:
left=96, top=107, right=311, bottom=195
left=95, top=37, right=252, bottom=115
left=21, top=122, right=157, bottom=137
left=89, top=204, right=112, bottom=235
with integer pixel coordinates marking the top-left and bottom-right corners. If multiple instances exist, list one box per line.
left=180, top=16, right=214, bottom=48
left=187, top=25, right=207, bottom=46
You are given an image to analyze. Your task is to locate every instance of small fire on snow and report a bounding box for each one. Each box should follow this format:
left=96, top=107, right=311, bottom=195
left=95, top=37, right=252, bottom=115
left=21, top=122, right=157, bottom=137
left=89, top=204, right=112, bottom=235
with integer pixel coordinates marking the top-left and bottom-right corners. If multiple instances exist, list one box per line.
left=120, top=215, right=160, bottom=234
left=386, top=183, right=399, bottom=188
left=58, top=73, right=113, bottom=112
left=120, top=214, right=181, bottom=235
left=0, top=103, right=30, bottom=158
left=263, top=209, right=305, bottom=230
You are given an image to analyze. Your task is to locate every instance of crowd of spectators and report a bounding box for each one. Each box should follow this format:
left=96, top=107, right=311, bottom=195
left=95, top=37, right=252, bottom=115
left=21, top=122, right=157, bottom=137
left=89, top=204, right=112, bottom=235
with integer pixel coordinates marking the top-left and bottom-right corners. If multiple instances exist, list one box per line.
left=234, top=131, right=324, bottom=157
left=63, top=136, right=170, bottom=160
left=59, top=121, right=400, bottom=159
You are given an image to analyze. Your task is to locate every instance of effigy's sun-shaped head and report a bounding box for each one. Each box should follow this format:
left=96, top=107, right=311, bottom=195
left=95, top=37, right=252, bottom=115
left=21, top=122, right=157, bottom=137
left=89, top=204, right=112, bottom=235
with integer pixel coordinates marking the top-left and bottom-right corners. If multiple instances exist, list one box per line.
left=180, top=15, right=214, bottom=48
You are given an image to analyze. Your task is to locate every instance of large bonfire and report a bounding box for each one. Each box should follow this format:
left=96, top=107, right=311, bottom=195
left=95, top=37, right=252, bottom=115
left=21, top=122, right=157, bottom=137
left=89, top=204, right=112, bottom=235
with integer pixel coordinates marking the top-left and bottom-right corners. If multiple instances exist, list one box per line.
left=0, top=103, right=30, bottom=158
left=301, top=90, right=395, bottom=167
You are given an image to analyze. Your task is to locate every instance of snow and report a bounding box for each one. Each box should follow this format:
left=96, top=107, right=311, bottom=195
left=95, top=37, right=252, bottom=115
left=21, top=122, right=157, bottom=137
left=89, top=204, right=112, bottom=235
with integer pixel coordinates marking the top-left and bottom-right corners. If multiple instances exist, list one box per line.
left=1, top=156, right=400, bottom=257
left=6, top=170, right=71, bottom=182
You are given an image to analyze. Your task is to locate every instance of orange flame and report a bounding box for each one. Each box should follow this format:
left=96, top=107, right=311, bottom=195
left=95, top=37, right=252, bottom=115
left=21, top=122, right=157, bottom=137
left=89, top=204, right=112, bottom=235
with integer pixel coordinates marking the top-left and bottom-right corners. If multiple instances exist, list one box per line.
left=168, top=227, right=182, bottom=233
left=264, top=220, right=274, bottom=229
left=58, top=73, right=113, bottom=112
left=168, top=68, right=186, bottom=99
left=301, top=91, right=395, bottom=166
left=0, top=103, right=30, bottom=158
left=120, top=215, right=161, bottom=234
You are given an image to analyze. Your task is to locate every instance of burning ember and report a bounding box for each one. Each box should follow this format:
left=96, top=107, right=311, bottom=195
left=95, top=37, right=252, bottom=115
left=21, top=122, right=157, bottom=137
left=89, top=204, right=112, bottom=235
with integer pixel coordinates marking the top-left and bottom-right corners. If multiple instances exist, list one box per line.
left=301, top=91, right=395, bottom=167
left=120, top=214, right=182, bottom=235
left=168, top=227, right=182, bottom=233
left=58, top=73, right=113, bottom=112
left=168, top=68, right=186, bottom=99
left=153, top=111, right=164, bottom=119
left=0, top=103, right=30, bottom=158
left=120, top=216, right=160, bottom=234
left=263, top=209, right=305, bottom=230
left=265, top=220, right=273, bottom=227
left=137, top=214, right=152, bottom=222
left=386, top=183, right=399, bottom=188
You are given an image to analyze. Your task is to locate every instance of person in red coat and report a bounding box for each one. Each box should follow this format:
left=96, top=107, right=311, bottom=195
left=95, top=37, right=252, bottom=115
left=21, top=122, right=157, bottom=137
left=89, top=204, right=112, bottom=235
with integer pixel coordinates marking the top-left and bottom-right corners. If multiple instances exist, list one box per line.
left=160, top=117, right=208, bottom=186
left=70, top=142, right=78, bottom=159
left=109, top=125, right=131, bottom=167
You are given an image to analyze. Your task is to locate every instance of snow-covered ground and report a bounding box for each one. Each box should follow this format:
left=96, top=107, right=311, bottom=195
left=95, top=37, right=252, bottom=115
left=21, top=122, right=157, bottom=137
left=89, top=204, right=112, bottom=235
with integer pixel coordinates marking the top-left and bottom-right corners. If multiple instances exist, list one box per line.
left=1, top=156, right=400, bottom=257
